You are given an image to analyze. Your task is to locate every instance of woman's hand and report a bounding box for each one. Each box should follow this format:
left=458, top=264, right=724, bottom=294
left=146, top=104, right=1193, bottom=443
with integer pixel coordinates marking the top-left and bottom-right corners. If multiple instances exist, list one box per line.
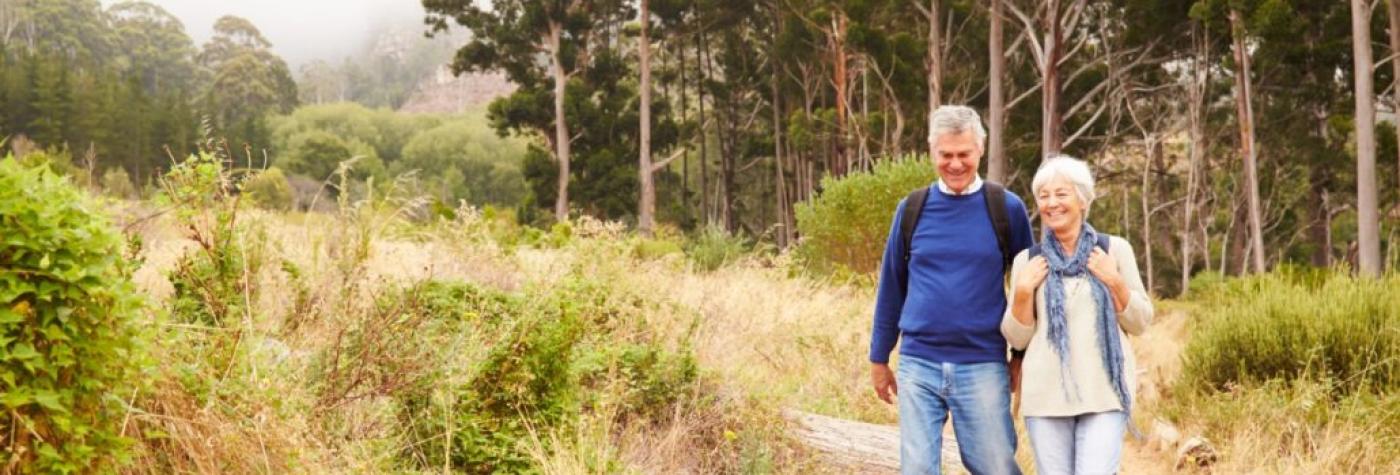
left=1087, top=248, right=1128, bottom=312
left=1015, top=256, right=1049, bottom=298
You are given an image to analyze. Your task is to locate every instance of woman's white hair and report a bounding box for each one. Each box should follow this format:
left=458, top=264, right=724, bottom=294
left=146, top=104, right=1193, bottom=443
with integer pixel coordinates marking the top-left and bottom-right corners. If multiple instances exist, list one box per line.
left=1032, top=155, right=1096, bottom=216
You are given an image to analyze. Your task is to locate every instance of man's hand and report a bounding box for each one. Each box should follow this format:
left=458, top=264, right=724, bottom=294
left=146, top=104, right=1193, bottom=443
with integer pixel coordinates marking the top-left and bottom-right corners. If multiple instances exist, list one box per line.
left=871, top=363, right=898, bottom=404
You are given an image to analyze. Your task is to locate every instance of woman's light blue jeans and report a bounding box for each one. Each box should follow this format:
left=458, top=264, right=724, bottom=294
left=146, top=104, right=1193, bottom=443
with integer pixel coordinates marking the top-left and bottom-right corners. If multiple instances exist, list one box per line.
left=897, top=356, right=1021, bottom=475
left=1024, top=411, right=1127, bottom=475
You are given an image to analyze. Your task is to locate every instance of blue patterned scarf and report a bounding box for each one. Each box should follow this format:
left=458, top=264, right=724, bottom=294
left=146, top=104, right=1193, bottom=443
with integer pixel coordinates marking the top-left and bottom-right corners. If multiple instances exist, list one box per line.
left=1041, top=222, right=1134, bottom=423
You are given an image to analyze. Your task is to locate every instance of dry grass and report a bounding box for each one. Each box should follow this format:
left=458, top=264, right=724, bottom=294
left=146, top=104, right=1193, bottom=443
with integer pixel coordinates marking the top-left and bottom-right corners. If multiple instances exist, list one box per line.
left=115, top=201, right=1391, bottom=474
left=120, top=205, right=822, bottom=472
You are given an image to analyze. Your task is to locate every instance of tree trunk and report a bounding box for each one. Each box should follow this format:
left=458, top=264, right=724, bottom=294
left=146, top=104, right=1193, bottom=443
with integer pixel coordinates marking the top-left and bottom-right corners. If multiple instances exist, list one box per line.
left=1042, top=0, right=1064, bottom=158
left=772, top=13, right=790, bottom=246
left=679, top=38, right=691, bottom=224
left=638, top=0, right=655, bottom=236
left=1393, top=0, right=1400, bottom=223
left=698, top=31, right=711, bottom=226
left=1229, top=9, right=1265, bottom=274
left=1353, top=0, right=1382, bottom=276
left=548, top=21, right=572, bottom=222
left=1141, top=136, right=1157, bottom=295
left=987, top=0, right=1007, bottom=182
left=925, top=0, right=943, bottom=160
left=1182, top=24, right=1208, bottom=295
left=832, top=12, right=850, bottom=176
left=1227, top=193, right=1248, bottom=275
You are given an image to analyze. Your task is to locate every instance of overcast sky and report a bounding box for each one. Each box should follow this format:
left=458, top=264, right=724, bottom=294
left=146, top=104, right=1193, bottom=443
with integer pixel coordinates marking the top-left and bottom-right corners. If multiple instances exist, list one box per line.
left=102, top=0, right=439, bottom=67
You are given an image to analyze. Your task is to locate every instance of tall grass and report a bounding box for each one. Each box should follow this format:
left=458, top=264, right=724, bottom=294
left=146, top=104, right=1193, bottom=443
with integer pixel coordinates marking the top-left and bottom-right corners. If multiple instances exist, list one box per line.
left=1162, top=269, right=1400, bottom=473
left=1181, top=269, right=1398, bottom=394
left=115, top=156, right=825, bottom=472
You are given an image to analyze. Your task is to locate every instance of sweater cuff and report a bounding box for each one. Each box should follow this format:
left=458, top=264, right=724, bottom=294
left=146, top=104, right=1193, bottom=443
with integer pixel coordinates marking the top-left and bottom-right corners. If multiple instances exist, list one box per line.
left=1001, top=313, right=1035, bottom=350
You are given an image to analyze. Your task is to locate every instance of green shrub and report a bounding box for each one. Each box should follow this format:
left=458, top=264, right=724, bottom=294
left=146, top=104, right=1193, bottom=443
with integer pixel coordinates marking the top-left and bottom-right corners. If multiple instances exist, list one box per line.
left=158, top=153, right=263, bottom=327
left=631, top=236, right=684, bottom=260
left=1181, top=271, right=1400, bottom=395
left=794, top=155, right=936, bottom=274
left=392, top=279, right=697, bottom=473
left=0, top=156, right=146, bottom=473
left=392, top=280, right=578, bottom=473
left=13, top=148, right=77, bottom=177
left=243, top=167, right=295, bottom=211
left=100, top=167, right=138, bottom=199
left=575, top=343, right=698, bottom=421
left=685, top=225, right=749, bottom=272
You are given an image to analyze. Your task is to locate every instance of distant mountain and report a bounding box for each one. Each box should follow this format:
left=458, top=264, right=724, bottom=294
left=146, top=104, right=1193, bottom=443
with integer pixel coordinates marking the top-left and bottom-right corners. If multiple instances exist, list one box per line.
left=397, top=66, right=515, bottom=114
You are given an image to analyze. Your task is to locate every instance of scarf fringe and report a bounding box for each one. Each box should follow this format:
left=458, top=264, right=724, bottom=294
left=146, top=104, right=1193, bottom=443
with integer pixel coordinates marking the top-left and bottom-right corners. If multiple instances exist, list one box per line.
left=1041, top=222, right=1136, bottom=429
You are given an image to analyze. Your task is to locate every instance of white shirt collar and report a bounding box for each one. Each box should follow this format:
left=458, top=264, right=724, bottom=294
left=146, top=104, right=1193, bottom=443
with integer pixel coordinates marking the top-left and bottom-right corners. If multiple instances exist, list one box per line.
left=937, top=175, right=984, bottom=196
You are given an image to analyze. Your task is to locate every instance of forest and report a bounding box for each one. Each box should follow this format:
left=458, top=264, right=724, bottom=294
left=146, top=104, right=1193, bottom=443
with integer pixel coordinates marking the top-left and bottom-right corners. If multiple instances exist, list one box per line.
left=5, top=0, right=1400, bottom=296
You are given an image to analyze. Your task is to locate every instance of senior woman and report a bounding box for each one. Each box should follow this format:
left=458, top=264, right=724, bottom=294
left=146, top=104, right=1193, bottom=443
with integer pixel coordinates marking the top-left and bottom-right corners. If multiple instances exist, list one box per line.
left=1001, top=156, right=1153, bottom=475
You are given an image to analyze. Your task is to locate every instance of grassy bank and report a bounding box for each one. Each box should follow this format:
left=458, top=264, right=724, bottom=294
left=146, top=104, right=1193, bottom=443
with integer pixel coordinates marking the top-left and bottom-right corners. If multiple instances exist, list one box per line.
left=1154, top=270, right=1400, bottom=473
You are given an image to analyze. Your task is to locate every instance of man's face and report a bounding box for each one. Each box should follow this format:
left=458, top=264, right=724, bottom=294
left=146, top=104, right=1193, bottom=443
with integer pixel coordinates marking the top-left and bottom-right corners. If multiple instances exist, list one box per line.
left=932, top=131, right=983, bottom=193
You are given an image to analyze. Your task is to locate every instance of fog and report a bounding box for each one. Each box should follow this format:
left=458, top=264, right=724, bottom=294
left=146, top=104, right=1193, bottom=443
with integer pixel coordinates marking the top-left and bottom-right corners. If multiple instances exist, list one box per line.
left=102, top=0, right=441, bottom=67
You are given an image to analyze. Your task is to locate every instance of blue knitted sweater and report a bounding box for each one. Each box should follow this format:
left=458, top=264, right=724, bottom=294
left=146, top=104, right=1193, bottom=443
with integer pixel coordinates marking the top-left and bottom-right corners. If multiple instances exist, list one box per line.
left=869, top=186, right=1034, bottom=364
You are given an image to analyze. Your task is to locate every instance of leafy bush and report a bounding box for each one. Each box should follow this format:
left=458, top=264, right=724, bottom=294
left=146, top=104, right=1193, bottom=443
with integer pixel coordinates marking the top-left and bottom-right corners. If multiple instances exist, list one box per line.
left=158, top=153, right=264, bottom=327
left=397, top=115, right=528, bottom=206
left=794, top=155, right=936, bottom=274
left=631, top=236, right=684, bottom=260
left=100, top=167, right=138, bottom=199
left=1180, top=270, right=1400, bottom=395
left=685, top=226, right=749, bottom=272
left=392, top=279, right=698, bottom=473
left=277, top=129, right=383, bottom=181
left=243, top=167, right=295, bottom=211
left=0, top=156, right=145, bottom=472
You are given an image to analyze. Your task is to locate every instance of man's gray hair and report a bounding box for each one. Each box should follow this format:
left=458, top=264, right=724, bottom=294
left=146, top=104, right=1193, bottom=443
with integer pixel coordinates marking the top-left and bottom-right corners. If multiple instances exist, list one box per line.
left=928, top=105, right=987, bottom=151
left=1032, top=154, right=1097, bottom=217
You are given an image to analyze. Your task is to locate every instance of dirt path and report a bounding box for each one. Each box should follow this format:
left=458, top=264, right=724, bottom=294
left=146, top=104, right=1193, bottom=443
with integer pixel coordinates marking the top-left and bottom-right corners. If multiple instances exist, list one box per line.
left=789, top=308, right=1190, bottom=474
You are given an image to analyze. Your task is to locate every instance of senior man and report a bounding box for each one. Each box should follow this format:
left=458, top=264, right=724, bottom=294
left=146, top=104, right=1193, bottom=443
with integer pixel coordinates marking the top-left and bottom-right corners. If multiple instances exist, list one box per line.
left=870, top=105, right=1033, bottom=475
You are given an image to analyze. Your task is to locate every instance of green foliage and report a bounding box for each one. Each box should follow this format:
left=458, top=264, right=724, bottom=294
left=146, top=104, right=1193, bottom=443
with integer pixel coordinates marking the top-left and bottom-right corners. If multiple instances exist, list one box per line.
left=11, top=148, right=78, bottom=177
left=1181, top=270, right=1400, bottom=396
left=575, top=342, right=698, bottom=421
left=794, top=155, right=936, bottom=274
left=631, top=236, right=685, bottom=260
left=268, top=103, right=527, bottom=207
left=276, top=129, right=378, bottom=181
left=243, top=167, right=294, bottom=210
left=158, top=153, right=262, bottom=327
left=398, top=114, right=527, bottom=206
left=0, top=156, right=145, bottom=473
left=198, top=15, right=298, bottom=149
left=685, top=226, right=750, bottom=272
left=100, top=166, right=138, bottom=199
left=392, top=279, right=698, bottom=473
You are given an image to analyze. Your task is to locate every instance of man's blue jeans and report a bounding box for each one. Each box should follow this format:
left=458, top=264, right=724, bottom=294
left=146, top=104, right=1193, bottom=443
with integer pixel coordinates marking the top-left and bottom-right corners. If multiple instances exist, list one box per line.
left=897, top=356, right=1021, bottom=475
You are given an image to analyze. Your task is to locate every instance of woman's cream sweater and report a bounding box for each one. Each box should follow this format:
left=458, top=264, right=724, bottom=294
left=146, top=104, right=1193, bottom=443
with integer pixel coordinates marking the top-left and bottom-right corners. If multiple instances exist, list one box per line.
left=1000, top=235, right=1154, bottom=417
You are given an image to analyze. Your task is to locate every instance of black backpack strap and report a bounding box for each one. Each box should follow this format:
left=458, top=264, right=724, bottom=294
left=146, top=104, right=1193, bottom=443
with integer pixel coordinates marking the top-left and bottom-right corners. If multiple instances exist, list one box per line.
left=984, top=182, right=1012, bottom=272
left=900, top=187, right=930, bottom=265
left=1014, top=233, right=1110, bottom=359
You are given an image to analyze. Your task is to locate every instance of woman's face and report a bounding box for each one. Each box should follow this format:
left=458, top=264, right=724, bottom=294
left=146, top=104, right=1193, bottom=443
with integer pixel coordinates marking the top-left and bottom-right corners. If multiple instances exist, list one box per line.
left=1035, top=175, right=1084, bottom=233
